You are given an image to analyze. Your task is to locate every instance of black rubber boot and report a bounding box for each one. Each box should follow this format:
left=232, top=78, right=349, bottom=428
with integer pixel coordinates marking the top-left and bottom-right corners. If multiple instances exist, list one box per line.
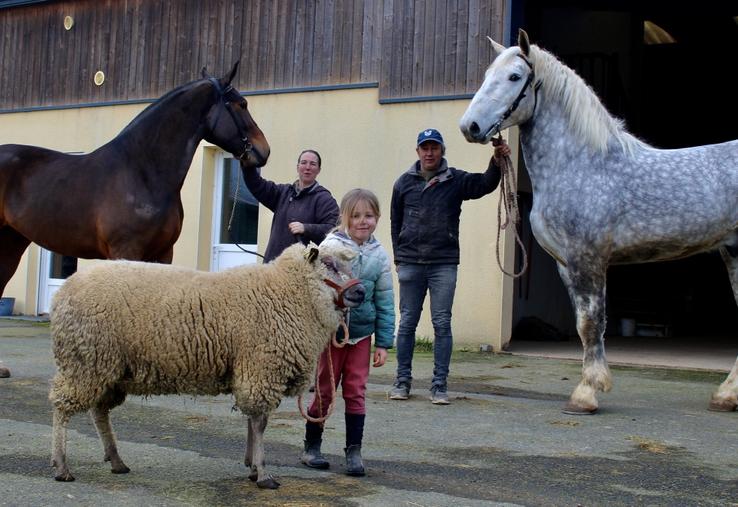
left=301, top=439, right=330, bottom=469
left=344, top=444, right=365, bottom=476
left=344, top=413, right=366, bottom=476
left=300, top=421, right=329, bottom=469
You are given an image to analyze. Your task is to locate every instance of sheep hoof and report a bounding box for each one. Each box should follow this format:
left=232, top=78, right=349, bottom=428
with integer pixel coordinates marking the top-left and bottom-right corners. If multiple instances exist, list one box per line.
left=248, top=471, right=257, bottom=482
left=54, top=472, right=75, bottom=482
left=256, top=476, right=280, bottom=489
left=562, top=402, right=598, bottom=415
left=708, top=398, right=737, bottom=412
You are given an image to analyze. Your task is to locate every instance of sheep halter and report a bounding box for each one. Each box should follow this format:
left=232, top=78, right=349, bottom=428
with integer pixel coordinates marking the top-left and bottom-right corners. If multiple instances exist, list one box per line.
left=323, top=277, right=362, bottom=308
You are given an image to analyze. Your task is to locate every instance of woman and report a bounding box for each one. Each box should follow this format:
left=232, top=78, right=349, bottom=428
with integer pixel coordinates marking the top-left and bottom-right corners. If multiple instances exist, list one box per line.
left=242, top=149, right=339, bottom=262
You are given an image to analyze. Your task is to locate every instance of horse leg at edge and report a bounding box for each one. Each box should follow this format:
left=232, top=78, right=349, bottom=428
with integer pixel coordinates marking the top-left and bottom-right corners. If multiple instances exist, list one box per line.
left=0, top=227, right=31, bottom=379
left=0, top=226, right=31, bottom=298
left=558, top=262, right=611, bottom=415
left=709, top=247, right=738, bottom=411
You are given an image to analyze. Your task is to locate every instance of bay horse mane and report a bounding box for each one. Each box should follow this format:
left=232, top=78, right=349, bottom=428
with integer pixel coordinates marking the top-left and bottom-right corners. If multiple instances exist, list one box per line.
left=117, top=81, right=205, bottom=138
left=520, top=44, right=647, bottom=156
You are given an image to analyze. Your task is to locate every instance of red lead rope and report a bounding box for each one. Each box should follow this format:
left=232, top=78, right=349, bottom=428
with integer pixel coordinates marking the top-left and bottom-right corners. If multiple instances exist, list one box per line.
left=297, top=318, right=349, bottom=424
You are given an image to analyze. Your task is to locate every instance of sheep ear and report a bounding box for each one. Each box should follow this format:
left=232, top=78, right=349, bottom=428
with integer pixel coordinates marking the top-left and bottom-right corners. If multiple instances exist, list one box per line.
left=305, top=247, right=319, bottom=263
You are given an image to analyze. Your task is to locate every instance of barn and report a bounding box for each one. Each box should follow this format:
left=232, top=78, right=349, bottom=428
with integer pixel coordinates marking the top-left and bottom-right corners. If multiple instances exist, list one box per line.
left=1, top=0, right=737, bottom=352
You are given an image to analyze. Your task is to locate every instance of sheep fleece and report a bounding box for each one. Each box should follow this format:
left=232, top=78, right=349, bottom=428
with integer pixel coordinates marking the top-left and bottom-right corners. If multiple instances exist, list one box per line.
left=49, top=244, right=343, bottom=417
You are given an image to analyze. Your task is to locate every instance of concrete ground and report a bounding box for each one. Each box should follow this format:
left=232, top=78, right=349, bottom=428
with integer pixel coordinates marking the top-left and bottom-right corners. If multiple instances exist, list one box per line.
left=1, top=318, right=738, bottom=506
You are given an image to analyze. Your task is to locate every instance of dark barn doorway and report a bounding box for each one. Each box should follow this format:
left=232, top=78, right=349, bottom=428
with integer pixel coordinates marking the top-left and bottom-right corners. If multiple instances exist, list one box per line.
left=511, top=1, right=738, bottom=345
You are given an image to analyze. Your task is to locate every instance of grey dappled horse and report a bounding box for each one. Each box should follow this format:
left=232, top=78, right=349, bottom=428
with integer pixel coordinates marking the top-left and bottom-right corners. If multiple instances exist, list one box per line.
left=460, top=29, right=738, bottom=414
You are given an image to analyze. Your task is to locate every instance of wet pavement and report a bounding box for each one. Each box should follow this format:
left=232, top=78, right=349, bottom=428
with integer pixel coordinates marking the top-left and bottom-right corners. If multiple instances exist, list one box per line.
left=1, top=318, right=737, bottom=506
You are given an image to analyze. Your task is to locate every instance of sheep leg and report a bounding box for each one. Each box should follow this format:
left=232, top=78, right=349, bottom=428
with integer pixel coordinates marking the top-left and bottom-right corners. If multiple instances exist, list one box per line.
left=247, top=414, right=280, bottom=489
left=90, top=404, right=130, bottom=474
left=244, top=418, right=255, bottom=472
left=51, top=408, right=74, bottom=482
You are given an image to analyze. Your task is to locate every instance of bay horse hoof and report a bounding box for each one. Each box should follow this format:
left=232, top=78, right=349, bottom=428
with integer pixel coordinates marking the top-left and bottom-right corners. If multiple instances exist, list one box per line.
left=256, top=476, right=281, bottom=489
left=111, top=465, right=130, bottom=474
left=0, top=367, right=10, bottom=378
left=562, top=402, right=598, bottom=415
left=708, top=399, right=737, bottom=412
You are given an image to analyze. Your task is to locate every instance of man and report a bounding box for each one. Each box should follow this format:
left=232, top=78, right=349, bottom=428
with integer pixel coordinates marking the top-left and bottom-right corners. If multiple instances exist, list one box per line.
left=389, top=128, right=510, bottom=404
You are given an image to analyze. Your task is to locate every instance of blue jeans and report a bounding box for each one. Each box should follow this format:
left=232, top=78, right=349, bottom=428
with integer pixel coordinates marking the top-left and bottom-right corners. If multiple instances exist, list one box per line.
left=395, top=263, right=458, bottom=391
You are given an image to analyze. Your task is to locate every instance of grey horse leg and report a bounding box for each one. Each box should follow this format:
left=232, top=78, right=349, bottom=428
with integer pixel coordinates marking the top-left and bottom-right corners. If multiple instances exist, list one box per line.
left=709, top=247, right=738, bottom=411
left=89, top=387, right=130, bottom=473
left=246, top=414, right=279, bottom=489
left=557, top=261, right=612, bottom=414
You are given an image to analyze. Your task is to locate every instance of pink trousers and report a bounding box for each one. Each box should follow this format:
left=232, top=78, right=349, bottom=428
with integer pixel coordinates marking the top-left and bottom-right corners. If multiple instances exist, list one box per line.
left=308, top=336, right=371, bottom=417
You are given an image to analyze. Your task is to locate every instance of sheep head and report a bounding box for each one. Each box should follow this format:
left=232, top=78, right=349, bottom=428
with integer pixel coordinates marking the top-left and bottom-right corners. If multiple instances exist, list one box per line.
left=309, top=243, right=366, bottom=309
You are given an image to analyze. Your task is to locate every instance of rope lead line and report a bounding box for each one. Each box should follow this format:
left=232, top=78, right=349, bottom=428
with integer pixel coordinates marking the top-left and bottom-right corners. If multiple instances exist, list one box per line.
left=494, top=135, right=528, bottom=278
left=297, top=318, right=350, bottom=424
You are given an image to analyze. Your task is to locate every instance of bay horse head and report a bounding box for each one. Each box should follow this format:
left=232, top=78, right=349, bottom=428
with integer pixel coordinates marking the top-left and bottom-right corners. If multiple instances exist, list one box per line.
left=460, top=29, right=540, bottom=143
left=202, top=61, right=270, bottom=169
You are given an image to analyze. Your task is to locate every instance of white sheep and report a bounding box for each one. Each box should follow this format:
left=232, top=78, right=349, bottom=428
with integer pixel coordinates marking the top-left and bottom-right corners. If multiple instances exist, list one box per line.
left=48, top=243, right=365, bottom=489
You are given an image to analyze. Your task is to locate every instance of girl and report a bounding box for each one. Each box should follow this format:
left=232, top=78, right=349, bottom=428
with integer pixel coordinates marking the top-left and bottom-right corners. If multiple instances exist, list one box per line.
left=301, top=188, right=395, bottom=476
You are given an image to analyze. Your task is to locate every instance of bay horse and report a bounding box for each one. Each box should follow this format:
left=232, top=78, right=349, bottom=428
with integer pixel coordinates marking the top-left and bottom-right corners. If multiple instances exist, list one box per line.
left=0, top=61, right=270, bottom=299
left=460, top=29, right=738, bottom=414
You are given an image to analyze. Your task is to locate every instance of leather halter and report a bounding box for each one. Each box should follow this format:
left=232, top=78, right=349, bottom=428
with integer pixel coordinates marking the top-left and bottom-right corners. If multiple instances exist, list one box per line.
left=323, top=277, right=363, bottom=309
left=485, top=53, right=542, bottom=139
left=208, top=78, right=253, bottom=160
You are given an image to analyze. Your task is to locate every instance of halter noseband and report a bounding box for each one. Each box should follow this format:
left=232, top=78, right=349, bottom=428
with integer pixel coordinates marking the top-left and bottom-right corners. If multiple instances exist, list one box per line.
left=208, top=77, right=253, bottom=160
left=485, top=54, right=542, bottom=139
left=323, top=277, right=363, bottom=309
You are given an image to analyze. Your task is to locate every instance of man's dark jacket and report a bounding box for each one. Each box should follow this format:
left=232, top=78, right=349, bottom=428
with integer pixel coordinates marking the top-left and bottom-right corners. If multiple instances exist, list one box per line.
left=243, top=167, right=339, bottom=262
left=390, top=158, right=501, bottom=265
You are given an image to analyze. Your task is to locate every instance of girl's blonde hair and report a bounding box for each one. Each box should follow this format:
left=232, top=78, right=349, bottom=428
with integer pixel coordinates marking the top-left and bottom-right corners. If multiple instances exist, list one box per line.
left=338, top=188, right=381, bottom=232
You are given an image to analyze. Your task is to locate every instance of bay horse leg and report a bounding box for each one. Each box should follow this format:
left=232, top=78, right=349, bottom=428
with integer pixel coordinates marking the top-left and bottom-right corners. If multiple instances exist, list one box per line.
left=709, top=247, right=738, bottom=411
left=0, top=226, right=31, bottom=298
left=557, top=261, right=611, bottom=415
left=0, top=227, right=30, bottom=378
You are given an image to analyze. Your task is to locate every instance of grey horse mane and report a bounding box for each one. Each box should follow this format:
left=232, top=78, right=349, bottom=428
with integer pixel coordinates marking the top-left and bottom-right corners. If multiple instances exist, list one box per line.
left=528, top=45, right=648, bottom=156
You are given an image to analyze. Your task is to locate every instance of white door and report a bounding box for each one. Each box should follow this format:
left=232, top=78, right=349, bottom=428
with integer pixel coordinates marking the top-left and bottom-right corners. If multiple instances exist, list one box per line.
left=38, top=250, right=77, bottom=314
left=212, top=154, right=261, bottom=271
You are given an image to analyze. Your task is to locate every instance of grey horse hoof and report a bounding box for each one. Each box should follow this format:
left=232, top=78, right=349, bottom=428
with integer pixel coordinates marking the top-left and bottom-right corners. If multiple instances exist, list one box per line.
left=562, top=402, right=598, bottom=415
left=256, top=476, right=281, bottom=489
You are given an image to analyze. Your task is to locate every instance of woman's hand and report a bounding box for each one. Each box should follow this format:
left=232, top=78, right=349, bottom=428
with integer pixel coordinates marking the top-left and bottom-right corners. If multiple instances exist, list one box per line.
left=373, top=347, right=388, bottom=367
left=288, top=222, right=305, bottom=235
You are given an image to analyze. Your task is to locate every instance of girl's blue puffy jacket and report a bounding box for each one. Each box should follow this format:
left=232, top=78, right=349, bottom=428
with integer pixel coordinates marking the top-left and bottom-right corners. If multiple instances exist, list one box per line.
left=320, top=231, right=395, bottom=348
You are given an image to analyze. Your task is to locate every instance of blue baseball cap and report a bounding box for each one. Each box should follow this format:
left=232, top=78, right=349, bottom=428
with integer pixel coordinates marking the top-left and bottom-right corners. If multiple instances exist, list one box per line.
left=416, top=128, right=445, bottom=147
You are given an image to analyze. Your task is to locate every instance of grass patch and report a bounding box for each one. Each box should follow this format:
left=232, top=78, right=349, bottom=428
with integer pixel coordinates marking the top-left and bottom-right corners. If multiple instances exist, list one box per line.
left=414, top=336, right=434, bottom=353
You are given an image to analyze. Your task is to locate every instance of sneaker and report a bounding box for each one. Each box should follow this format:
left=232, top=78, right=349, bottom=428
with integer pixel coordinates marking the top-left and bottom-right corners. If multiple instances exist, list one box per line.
left=389, top=382, right=410, bottom=400
left=430, top=388, right=450, bottom=405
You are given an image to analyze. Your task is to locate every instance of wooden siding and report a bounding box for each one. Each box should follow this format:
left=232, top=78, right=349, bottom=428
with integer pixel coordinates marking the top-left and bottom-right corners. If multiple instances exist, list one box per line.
left=0, top=0, right=505, bottom=109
